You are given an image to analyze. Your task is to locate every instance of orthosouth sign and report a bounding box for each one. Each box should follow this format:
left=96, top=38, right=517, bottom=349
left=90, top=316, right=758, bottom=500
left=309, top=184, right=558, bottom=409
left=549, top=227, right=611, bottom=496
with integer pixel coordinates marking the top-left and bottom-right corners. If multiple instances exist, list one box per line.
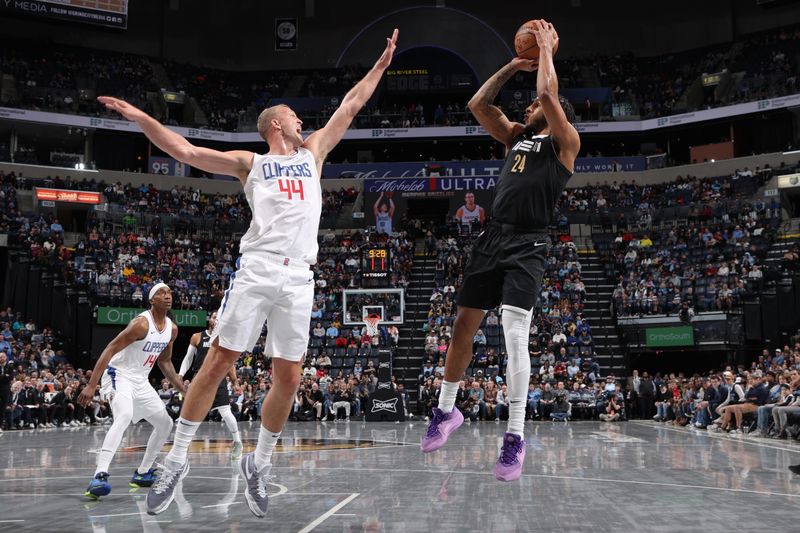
left=645, top=326, right=695, bottom=347
left=97, top=307, right=207, bottom=328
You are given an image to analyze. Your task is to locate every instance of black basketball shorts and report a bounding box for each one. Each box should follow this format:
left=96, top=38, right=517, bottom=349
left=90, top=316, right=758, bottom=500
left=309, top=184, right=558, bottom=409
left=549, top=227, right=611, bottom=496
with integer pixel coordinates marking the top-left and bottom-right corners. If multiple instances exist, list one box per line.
left=211, top=380, right=231, bottom=409
left=456, top=225, right=549, bottom=312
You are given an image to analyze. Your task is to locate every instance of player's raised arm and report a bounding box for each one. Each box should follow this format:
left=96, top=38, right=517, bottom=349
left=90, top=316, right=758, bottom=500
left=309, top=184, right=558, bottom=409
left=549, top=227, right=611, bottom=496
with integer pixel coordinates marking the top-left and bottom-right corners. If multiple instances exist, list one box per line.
left=531, top=20, right=580, bottom=168
left=97, top=96, right=254, bottom=183
left=467, top=58, right=535, bottom=148
left=304, top=29, right=399, bottom=169
left=77, top=317, right=148, bottom=407
left=158, top=323, right=186, bottom=394
left=373, top=192, right=385, bottom=216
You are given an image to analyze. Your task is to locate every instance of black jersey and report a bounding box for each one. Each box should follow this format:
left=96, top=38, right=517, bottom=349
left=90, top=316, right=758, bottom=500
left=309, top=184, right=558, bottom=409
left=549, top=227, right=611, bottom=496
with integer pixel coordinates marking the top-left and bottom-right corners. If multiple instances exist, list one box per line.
left=191, top=330, right=213, bottom=374
left=492, top=133, right=572, bottom=229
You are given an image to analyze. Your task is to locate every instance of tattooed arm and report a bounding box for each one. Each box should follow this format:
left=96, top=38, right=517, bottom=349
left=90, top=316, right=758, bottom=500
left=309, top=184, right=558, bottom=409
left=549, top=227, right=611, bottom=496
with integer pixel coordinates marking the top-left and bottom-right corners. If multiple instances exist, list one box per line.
left=467, top=58, right=536, bottom=148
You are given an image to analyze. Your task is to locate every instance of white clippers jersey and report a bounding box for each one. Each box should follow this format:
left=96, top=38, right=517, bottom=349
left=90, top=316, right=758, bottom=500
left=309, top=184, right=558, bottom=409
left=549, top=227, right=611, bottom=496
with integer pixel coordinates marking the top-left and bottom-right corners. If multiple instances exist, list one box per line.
left=239, top=148, right=322, bottom=264
left=107, top=311, right=172, bottom=383
left=376, top=212, right=392, bottom=234
left=459, top=205, right=481, bottom=224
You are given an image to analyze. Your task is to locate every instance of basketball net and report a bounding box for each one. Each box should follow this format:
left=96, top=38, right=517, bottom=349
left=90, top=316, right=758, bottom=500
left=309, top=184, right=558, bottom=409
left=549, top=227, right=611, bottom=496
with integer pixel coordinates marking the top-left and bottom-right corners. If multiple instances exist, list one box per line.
left=364, top=313, right=381, bottom=338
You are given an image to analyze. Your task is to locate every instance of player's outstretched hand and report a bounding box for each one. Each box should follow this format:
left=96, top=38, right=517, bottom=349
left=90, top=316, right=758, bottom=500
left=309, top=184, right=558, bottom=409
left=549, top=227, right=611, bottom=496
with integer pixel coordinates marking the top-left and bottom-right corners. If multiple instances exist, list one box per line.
left=374, top=28, right=399, bottom=71
left=510, top=57, right=538, bottom=72
left=97, top=96, right=148, bottom=122
left=77, top=385, right=96, bottom=408
left=531, top=19, right=559, bottom=54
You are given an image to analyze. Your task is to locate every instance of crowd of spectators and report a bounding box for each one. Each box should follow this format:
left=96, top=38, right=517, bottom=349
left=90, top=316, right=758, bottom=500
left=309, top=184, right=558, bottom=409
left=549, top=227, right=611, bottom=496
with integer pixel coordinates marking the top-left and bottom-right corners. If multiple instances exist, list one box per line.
left=627, top=344, right=800, bottom=440
left=0, top=41, right=156, bottom=120
left=0, top=305, right=110, bottom=431
left=597, top=193, right=779, bottom=316
left=2, top=25, right=798, bottom=133
left=556, top=167, right=774, bottom=220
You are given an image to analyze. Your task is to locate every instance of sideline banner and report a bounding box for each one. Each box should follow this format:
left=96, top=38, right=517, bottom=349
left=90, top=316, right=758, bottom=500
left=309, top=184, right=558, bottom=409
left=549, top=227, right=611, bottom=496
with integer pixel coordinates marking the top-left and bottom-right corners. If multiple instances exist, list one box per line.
left=97, top=307, right=207, bottom=328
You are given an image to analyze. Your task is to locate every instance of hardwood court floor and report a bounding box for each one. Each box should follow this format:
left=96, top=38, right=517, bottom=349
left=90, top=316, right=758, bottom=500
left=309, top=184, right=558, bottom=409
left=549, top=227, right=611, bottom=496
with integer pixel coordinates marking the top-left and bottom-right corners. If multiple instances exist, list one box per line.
left=1, top=419, right=798, bottom=532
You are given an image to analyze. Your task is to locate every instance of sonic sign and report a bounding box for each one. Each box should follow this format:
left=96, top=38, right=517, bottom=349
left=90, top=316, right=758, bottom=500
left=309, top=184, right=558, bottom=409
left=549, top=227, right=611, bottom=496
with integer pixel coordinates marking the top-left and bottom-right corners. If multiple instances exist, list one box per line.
left=35, top=188, right=101, bottom=205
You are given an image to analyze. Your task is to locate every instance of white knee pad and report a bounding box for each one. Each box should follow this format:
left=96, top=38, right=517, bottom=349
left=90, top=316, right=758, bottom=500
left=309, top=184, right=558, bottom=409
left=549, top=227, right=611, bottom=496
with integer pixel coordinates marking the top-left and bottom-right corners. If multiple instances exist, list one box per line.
left=501, top=304, right=533, bottom=402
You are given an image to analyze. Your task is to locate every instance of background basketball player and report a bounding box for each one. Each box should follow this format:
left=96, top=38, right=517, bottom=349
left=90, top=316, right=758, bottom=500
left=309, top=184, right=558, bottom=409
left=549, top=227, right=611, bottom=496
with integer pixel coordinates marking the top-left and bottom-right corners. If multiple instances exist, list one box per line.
left=78, top=283, right=185, bottom=499
left=96, top=28, right=399, bottom=518
left=420, top=20, right=580, bottom=482
left=373, top=191, right=395, bottom=234
left=454, top=191, right=486, bottom=227
left=178, top=311, right=242, bottom=459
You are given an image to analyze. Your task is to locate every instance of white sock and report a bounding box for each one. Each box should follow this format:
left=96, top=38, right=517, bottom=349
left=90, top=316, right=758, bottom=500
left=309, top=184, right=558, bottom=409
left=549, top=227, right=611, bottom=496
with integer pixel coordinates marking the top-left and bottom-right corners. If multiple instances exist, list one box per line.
left=165, top=417, right=200, bottom=467
left=437, top=380, right=459, bottom=414
left=501, top=304, right=533, bottom=438
left=137, top=412, right=173, bottom=474
left=94, top=408, right=132, bottom=475
left=217, top=406, right=241, bottom=443
left=95, top=449, right=116, bottom=476
left=254, top=425, right=280, bottom=471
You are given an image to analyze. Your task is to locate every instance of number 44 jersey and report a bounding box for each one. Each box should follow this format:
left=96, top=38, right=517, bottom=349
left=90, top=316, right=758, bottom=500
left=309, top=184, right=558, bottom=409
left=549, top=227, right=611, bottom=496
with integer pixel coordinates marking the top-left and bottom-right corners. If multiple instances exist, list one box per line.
left=239, top=147, right=322, bottom=264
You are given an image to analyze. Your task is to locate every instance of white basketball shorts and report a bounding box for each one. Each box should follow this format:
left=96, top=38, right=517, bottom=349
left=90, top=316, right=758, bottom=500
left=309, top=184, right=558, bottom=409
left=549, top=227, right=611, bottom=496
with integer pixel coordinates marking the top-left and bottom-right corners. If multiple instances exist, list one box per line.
left=214, top=252, right=315, bottom=361
left=100, top=368, right=166, bottom=423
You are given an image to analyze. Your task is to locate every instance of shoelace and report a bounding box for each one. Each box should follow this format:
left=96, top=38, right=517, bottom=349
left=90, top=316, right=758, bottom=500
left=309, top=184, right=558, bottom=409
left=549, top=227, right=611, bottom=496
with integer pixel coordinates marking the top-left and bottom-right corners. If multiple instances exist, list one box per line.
left=152, top=468, right=180, bottom=495
left=425, top=411, right=446, bottom=438
left=499, top=440, right=522, bottom=465
left=255, top=474, right=274, bottom=499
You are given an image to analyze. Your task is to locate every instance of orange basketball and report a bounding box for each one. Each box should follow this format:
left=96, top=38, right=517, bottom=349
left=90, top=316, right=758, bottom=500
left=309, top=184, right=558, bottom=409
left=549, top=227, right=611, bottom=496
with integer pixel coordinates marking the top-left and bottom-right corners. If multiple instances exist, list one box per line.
left=514, top=20, right=559, bottom=60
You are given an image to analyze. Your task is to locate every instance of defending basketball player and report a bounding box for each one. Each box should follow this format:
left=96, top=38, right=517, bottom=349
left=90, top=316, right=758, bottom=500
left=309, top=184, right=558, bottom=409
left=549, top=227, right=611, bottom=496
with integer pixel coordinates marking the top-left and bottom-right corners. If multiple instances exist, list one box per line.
left=178, top=311, right=243, bottom=460
left=78, top=284, right=185, bottom=499
left=97, top=28, right=398, bottom=518
left=420, top=20, right=580, bottom=482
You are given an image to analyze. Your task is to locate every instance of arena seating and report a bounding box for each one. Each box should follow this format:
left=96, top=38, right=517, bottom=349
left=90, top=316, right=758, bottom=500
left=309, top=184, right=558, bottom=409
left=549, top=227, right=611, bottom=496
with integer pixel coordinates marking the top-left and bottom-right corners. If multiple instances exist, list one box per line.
left=1, top=24, right=797, bottom=131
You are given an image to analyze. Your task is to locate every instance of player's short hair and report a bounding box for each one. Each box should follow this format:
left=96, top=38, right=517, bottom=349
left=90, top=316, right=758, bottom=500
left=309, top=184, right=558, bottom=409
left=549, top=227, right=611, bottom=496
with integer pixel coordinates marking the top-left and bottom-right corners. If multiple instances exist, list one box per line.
left=530, top=95, right=576, bottom=125
left=257, top=104, right=289, bottom=141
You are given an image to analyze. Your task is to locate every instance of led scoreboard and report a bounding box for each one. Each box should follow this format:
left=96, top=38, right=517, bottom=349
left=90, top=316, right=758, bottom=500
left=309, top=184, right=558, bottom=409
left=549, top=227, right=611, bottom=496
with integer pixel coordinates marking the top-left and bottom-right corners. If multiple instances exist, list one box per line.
left=362, top=246, right=390, bottom=286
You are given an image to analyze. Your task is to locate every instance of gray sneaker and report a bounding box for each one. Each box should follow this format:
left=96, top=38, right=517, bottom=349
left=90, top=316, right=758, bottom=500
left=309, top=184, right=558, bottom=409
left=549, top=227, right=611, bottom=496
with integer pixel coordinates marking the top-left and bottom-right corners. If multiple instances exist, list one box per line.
left=146, top=460, right=190, bottom=515
left=239, top=452, right=272, bottom=518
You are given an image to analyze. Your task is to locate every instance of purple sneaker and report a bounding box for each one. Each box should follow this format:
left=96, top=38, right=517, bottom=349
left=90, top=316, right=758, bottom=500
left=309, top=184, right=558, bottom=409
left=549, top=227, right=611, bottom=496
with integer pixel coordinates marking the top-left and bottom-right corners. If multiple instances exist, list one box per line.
left=420, top=407, right=464, bottom=452
left=494, top=432, right=526, bottom=482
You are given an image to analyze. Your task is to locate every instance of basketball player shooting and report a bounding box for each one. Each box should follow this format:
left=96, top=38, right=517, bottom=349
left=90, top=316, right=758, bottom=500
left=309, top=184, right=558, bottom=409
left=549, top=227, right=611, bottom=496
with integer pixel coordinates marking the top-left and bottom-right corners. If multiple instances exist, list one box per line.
left=373, top=192, right=395, bottom=234
left=178, top=311, right=243, bottom=460
left=97, top=28, right=398, bottom=518
left=78, top=284, right=184, bottom=499
left=420, top=20, right=580, bottom=482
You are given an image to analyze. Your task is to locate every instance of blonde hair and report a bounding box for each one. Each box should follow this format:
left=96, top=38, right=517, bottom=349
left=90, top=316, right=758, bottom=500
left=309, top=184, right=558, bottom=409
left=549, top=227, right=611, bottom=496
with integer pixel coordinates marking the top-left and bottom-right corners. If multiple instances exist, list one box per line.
left=256, top=104, right=289, bottom=141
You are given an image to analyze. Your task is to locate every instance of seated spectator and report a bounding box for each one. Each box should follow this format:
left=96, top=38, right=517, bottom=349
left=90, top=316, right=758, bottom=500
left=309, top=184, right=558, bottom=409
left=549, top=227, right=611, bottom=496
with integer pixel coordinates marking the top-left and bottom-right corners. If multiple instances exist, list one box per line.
left=551, top=381, right=571, bottom=421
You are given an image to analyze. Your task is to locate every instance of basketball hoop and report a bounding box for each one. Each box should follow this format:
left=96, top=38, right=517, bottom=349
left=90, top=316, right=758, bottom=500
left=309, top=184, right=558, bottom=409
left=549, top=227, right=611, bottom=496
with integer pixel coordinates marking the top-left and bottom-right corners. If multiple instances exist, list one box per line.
left=364, top=313, right=381, bottom=338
